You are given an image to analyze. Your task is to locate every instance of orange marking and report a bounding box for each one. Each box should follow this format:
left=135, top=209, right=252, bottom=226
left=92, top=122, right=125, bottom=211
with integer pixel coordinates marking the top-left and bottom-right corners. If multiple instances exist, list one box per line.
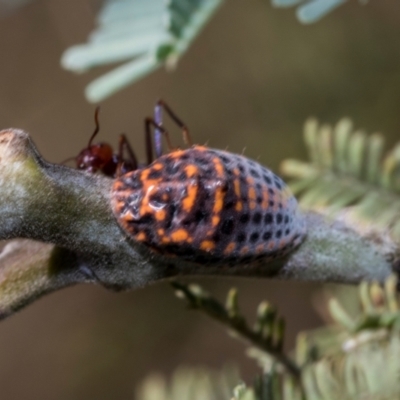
left=213, top=157, right=224, bottom=177
left=121, top=210, right=135, bottom=222
left=234, top=179, right=241, bottom=197
left=157, top=229, right=165, bottom=236
left=249, top=187, right=256, bottom=200
left=200, top=240, right=215, bottom=251
left=194, top=145, right=207, bottom=152
left=246, top=177, right=254, bottom=185
left=153, top=163, right=163, bottom=170
left=213, top=185, right=224, bottom=214
left=240, top=246, right=249, bottom=255
left=212, top=215, right=220, bottom=226
left=170, top=149, right=185, bottom=158
left=224, top=242, right=235, bottom=255
left=162, top=193, right=168, bottom=201
left=136, top=232, right=146, bottom=241
left=268, top=241, right=275, bottom=250
left=184, top=164, right=198, bottom=178
left=261, top=189, right=269, bottom=209
left=170, top=229, right=189, bottom=242
left=182, top=183, right=198, bottom=212
left=279, top=239, right=287, bottom=249
left=256, top=244, right=264, bottom=253
left=235, top=202, right=243, bottom=211
left=250, top=201, right=256, bottom=210
left=140, top=185, right=158, bottom=216
left=155, top=209, right=166, bottom=221
left=113, top=180, right=124, bottom=190
left=233, top=168, right=240, bottom=176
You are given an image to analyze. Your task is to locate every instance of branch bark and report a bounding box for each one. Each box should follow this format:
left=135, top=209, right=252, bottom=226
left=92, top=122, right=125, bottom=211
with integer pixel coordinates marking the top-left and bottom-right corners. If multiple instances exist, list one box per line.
left=0, top=129, right=395, bottom=319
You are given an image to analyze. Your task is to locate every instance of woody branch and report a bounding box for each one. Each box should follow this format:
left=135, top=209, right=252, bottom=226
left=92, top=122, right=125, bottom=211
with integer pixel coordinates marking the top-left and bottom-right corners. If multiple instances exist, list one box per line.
left=0, top=129, right=394, bottom=320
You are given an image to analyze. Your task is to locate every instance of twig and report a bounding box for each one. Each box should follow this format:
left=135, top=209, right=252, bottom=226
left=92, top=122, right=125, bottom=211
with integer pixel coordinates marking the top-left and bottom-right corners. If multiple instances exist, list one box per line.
left=0, top=128, right=394, bottom=319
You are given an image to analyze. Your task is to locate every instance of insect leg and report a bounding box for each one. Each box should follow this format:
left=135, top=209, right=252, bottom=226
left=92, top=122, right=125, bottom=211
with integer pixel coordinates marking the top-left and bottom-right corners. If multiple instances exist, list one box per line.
left=118, top=134, right=138, bottom=171
left=145, top=117, right=174, bottom=162
left=156, top=100, right=192, bottom=147
left=154, top=102, right=163, bottom=159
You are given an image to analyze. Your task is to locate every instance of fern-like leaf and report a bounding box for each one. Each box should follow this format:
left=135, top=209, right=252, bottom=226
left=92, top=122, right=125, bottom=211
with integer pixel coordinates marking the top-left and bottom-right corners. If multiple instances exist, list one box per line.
left=281, top=117, right=400, bottom=247
left=271, top=0, right=369, bottom=24
left=61, top=0, right=223, bottom=102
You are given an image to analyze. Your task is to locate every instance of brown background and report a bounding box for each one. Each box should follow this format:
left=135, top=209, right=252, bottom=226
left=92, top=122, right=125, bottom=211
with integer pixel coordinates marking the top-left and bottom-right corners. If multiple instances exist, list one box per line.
left=0, top=0, right=399, bottom=399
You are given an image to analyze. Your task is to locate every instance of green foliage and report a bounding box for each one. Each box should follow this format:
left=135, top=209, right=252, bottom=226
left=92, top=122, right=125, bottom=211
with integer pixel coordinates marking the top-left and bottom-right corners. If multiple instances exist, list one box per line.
left=61, top=0, right=223, bottom=102
left=59, top=0, right=372, bottom=101
left=135, top=365, right=240, bottom=400
left=172, top=281, right=300, bottom=379
left=137, top=276, right=400, bottom=399
left=281, top=118, right=400, bottom=246
left=271, top=0, right=369, bottom=24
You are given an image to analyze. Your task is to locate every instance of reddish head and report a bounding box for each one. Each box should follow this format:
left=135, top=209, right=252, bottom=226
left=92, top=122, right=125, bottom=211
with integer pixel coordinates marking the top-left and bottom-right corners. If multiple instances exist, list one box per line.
left=74, top=107, right=137, bottom=177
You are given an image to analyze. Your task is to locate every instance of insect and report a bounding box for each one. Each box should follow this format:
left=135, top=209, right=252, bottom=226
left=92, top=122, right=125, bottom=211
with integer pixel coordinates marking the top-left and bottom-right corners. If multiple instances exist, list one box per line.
left=71, top=107, right=139, bottom=177
left=111, top=101, right=306, bottom=266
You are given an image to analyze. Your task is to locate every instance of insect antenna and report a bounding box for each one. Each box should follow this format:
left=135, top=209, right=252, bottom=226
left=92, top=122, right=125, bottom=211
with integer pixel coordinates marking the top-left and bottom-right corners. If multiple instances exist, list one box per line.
left=87, top=106, right=101, bottom=148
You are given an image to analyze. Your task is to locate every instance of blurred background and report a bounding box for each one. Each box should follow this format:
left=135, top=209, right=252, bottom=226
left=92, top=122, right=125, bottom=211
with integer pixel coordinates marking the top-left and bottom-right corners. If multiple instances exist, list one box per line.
left=0, top=0, right=399, bottom=398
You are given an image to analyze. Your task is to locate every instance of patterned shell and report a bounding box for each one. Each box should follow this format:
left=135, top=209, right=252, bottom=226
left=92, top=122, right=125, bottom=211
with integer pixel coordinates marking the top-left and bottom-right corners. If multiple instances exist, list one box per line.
left=111, top=145, right=306, bottom=265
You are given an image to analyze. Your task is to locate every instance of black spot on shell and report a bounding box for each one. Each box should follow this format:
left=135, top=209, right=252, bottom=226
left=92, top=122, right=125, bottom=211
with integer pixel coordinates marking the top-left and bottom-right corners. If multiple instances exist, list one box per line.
left=263, top=175, right=272, bottom=184
left=284, top=215, right=289, bottom=224
left=253, top=212, right=262, bottom=224
left=269, top=200, right=274, bottom=207
left=264, top=213, right=273, bottom=224
left=257, top=196, right=263, bottom=204
left=240, top=213, right=250, bottom=224
left=203, top=169, right=214, bottom=178
left=220, top=155, right=230, bottom=164
left=276, top=213, right=283, bottom=224
left=238, top=165, right=245, bottom=173
left=285, top=228, right=290, bottom=235
left=165, top=204, right=177, bottom=229
left=194, top=210, right=206, bottom=223
left=179, top=172, right=187, bottom=180
left=221, top=218, right=234, bottom=235
left=136, top=214, right=153, bottom=225
left=274, top=178, right=282, bottom=190
left=166, top=164, right=179, bottom=175
left=263, top=231, right=272, bottom=241
left=194, top=157, right=208, bottom=166
left=225, top=201, right=234, bottom=209
left=213, top=233, right=221, bottom=243
left=237, top=233, right=246, bottom=243
left=268, top=188, right=274, bottom=195
left=276, top=230, right=282, bottom=238
left=250, top=169, right=260, bottom=178
left=126, top=176, right=142, bottom=190
left=148, top=169, right=163, bottom=179
left=250, top=232, right=259, bottom=243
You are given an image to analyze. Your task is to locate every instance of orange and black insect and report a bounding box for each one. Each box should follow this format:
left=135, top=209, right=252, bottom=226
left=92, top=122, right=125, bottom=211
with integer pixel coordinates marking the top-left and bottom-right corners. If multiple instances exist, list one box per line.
left=110, top=101, right=306, bottom=266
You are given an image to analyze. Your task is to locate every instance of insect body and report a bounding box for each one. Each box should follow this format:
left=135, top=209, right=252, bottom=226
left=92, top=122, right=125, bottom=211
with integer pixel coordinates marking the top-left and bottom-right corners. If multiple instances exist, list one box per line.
left=111, top=108, right=306, bottom=265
